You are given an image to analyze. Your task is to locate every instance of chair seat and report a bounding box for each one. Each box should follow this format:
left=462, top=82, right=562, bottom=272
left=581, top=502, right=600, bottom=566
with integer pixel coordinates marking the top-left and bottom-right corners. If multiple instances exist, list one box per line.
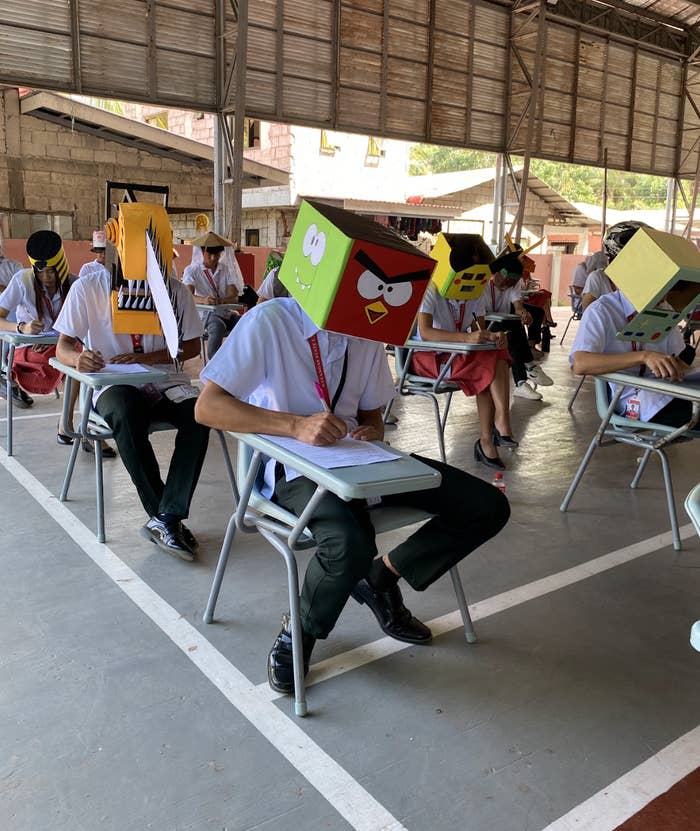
left=402, top=372, right=460, bottom=391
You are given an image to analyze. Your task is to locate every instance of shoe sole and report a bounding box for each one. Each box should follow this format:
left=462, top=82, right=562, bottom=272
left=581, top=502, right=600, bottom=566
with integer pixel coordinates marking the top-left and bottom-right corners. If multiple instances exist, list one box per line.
left=139, top=525, right=195, bottom=562
left=351, top=588, right=432, bottom=645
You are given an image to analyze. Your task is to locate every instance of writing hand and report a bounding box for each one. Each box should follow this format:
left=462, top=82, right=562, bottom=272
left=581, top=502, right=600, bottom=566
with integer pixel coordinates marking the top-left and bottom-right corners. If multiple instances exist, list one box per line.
left=76, top=349, right=105, bottom=372
left=109, top=353, right=141, bottom=364
left=20, top=319, right=43, bottom=335
left=293, top=412, right=347, bottom=446
left=349, top=424, right=383, bottom=442
left=643, top=351, right=685, bottom=381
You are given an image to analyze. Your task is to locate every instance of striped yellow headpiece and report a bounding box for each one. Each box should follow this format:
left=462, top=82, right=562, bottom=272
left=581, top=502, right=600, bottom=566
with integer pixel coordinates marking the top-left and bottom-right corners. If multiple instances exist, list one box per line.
left=26, top=230, right=70, bottom=284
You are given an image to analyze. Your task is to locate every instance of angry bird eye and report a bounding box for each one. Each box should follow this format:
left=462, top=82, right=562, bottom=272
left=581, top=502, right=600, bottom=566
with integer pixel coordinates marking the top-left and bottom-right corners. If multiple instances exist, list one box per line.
left=381, top=281, right=412, bottom=307
left=302, top=224, right=326, bottom=266
left=357, top=270, right=384, bottom=299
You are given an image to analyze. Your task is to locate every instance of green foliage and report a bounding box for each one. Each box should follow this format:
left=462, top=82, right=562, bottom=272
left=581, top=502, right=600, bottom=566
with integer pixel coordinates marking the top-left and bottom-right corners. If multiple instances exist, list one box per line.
left=409, top=144, right=669, bottom=209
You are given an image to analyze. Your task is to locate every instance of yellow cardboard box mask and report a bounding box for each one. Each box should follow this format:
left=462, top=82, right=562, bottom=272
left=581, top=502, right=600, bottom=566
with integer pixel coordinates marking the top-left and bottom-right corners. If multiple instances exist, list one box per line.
left=430, top=234, right=493, bottom=300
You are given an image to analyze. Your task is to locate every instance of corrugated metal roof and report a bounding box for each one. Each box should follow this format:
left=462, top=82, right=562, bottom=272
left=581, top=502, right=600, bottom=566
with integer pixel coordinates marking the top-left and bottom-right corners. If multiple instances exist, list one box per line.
left=2, top=0, right=700, bottom=179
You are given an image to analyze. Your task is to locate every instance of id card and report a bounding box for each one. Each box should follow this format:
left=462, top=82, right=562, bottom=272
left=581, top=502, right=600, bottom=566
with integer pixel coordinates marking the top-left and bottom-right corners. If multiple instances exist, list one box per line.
left=164, top=384, right=200, bottom=403
left=624, top=396, right=641, bottom=421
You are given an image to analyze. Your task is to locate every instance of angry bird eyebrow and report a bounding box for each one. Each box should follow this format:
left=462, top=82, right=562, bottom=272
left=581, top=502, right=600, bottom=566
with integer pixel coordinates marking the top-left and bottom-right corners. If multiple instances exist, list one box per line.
left=354, top=249, right=431, bottom=284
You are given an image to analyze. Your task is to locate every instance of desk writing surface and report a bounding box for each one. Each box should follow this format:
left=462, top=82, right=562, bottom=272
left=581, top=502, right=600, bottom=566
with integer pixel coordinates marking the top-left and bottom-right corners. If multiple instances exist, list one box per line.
left=231, top=432, right=442, bottom=500
left=0, top=332, right=58, bottom=347
left=197, top=303, right=246, bottom=313
left=405, top=338, right=498, bottom=353
left=485, top=312, right=521, bottom=322
left=48, top=358, right=168, bottom=389
left=599, top=371, right=700, bottom=403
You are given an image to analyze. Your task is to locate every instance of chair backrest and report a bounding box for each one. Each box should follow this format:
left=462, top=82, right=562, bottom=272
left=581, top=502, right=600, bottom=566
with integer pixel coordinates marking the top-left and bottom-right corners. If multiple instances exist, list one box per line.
left=685, top=483, right=700, bottom=536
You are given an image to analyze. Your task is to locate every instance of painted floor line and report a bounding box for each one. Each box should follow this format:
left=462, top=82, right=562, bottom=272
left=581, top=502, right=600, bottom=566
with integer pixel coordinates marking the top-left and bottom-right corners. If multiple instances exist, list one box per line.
left=0, top=448, right=407, bottom=831
left=260, top=523, right=696, bottom=695
left=539, top=724, right=700, bottom=831
left=0, top=410, right=60, bottom=422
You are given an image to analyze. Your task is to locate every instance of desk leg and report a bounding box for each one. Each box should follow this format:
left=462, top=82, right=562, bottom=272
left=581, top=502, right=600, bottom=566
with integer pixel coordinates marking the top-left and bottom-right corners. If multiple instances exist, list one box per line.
left=6, top=344, right=14, bottom=456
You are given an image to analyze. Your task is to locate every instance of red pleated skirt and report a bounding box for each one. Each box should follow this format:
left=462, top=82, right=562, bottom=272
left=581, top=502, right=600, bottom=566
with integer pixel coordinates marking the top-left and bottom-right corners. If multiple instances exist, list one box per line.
left=411, top=347, right=510, bottom=397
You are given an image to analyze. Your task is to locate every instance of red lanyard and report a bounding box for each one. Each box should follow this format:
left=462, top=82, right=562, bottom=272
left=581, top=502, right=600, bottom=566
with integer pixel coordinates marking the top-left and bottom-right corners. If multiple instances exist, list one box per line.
left=39, top=287, right=56, bottom=325
left=203, top=268, right=219, bottom=299
left=626, top=312, right=644, bottom=376
left=490, top=283, right=504, bottom=313
left=308, top=333, right=330, bottom=407
left=131, top=334, right=144, bottom=353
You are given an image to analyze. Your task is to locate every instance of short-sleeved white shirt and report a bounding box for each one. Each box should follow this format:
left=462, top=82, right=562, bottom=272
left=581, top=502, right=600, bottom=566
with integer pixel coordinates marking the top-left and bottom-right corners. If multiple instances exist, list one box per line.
left=482, top=278, right=522, bottom=314
left=0, top=268, right=66, bottom=329
left=182, top=263, right=239, bottom=319
left=54, top=270, right=203, bottom=400
left=78, top=260, right=109, bottom=281
left=201, top=297, right=395, bottom=496
left=415, top=282, right=484, bottom=340
left=0, top=256, right=22, bottom=288
left=583, top=269, right=614, bottom=300
left=257, top=267, right=288, bottom=300
left=570, top=290, right=684, bottom=421
left=571, top=262, right=587, bottom=290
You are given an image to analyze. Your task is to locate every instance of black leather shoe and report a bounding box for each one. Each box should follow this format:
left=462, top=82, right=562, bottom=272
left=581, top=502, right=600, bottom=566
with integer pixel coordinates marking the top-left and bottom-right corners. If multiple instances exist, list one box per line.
left=181, top=524, right=199, bottom=553
left=351, top=578, right=432, bottom=644
left=81, top=439, right=117, bottom=458
left=474, top=439, right=505, bottom=470
left=139, top=517, right=195, bottom=561
left=492, top=428, right=519, bottom=449
left=56, top=432, right=74, bottom=446
left=267, top=614, right=316, bottom=694
left=7, top=385, right=32, bottom=409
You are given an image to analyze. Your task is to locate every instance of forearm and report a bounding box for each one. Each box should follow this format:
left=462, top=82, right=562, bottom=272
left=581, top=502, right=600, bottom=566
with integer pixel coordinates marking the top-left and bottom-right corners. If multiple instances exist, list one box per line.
left=572, top=350, right=645, bottom=376
left=0, top=313, right=17, bottom=332
left=195, top=382, right=299, bottom=435
left=582, top=293, right=596, bottom=311
left=56, top=335, right=82, bottom=366
left=417, top=323, right=467, bottom=344
left=512, top=300, right=524, bottom=315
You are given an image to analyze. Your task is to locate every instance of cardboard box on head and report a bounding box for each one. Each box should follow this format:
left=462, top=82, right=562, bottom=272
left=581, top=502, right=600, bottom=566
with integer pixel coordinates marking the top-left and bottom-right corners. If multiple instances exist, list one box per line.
left=605, top=227, right=700, bottom=342
left=430, top=233, right=494, bottom=300
left=104, top=203, right=175, bottom=337
left=278, top=200, right=435, bottom=344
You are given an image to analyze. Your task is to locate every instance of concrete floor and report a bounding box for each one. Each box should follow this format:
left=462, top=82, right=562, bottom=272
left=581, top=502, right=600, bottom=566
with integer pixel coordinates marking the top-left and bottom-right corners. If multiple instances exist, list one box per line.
left=1, top=307, right=699, bottom=831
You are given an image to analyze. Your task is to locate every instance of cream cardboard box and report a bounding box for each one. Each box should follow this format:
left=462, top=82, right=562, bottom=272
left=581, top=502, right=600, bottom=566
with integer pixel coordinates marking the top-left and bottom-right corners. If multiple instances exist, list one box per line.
left=606, top=227, right=700, bottom=342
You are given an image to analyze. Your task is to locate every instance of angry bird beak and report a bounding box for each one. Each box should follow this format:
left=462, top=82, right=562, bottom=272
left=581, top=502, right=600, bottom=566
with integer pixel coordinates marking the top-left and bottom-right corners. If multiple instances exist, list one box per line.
left=364, top=300, right=388, bottom=325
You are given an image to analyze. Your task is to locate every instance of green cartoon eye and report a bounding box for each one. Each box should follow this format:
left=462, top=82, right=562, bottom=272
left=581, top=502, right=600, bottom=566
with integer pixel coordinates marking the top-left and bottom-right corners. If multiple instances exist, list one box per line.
left=302, top=224, right=326, bottom=266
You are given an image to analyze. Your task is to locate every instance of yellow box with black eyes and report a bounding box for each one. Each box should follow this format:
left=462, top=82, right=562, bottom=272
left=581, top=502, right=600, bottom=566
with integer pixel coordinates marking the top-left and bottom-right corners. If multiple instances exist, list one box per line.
left=279, top=199, right=435, bottom=344
left=104, top=203, right=173, bottom=336
left=606, top=227, right=700, bottom=343
left=430, top=233, right=493, bottom=300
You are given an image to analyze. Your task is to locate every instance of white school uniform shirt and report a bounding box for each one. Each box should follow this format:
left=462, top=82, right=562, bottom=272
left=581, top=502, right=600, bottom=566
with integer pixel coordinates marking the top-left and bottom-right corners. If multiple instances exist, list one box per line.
left=201, top=297, right=395, bottom=497
left=0, top=268, right=66, bottom=330
left=54, top=270, right=203, bottom=402
left=78, top=259, right=110, bottom=280
left=583, top=269, right=614, bottom=300
left=182, top=262, right=239, bottom=319
left=569, top=290, right=684, bottom=421
left=482, top=278, right=522, bottom=314
left=0, top=255, right=22, bottom=289
left=415, top=282, right=484, bottom=341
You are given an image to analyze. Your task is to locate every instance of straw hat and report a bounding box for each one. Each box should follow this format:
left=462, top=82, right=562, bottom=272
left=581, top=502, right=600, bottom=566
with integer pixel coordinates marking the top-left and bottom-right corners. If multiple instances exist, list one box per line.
left=189, top=230, right=234, bottom=249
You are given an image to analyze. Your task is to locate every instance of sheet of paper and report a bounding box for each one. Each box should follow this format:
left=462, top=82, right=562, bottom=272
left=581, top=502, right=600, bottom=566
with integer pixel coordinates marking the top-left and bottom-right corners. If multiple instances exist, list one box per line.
left=14, top=330, right=57, bottom=338
left=145, top=231, right=179, bottom=359
left=261, top=435, right=400, bottom=469
left=89, top=363, right=152, bottom=374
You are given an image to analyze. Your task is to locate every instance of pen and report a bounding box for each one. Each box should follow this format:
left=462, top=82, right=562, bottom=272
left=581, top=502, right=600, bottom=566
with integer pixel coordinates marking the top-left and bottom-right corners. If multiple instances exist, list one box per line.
left=313, top=381, right=331, bottom=413
left=472, top=312, right=480, bottom=331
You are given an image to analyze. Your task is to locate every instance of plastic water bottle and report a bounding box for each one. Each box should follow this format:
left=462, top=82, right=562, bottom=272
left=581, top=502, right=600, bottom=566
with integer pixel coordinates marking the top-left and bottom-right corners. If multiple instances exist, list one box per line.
left=492, top=471, right=506, bottom=494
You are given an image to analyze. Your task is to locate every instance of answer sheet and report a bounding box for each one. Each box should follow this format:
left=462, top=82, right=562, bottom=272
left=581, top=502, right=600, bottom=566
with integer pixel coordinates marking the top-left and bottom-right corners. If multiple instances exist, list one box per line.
left=262, top=435, right=400, bottom=470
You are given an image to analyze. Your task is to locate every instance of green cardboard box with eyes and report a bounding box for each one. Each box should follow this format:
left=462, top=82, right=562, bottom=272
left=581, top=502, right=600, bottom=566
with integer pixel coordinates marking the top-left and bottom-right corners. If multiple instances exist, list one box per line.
left=278, top=200, right=435, bottom=344
left=605, top=227, right=700, bottom=343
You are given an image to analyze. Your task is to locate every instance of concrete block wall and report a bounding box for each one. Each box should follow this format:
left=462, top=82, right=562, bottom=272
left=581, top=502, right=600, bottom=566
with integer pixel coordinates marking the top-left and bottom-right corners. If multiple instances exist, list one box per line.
left=0, top=89, right=213, bottom=242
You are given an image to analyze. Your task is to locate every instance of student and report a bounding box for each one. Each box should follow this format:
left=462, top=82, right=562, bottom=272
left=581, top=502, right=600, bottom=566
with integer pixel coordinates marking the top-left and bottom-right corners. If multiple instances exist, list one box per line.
left=572, top=251, right=607, bottom=298
left=0, top=231, right=75, bottom=431
left=414, top=281, right=516, bottom=470
left=54, top=263, right=210, bottom=560
left=570, top=273, right=696, bottom=426
left=78, top=231, right=109, bottom=280
left=195, top=296, right=510, bottom=695
left=183, top=231, right=243, bottom=360
left=0, top=237, right=21, bottom=293
left=482, top=252, right=554, bottom=400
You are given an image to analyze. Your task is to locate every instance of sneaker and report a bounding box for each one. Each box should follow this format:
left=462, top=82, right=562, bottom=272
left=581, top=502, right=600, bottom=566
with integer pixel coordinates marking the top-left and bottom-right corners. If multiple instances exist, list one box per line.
left=526, top=364, right=554, bottom=386
left=514, top=381, right=543, bottom=400
left=139, top=516, right=195, bottom=561
left=530, top=346, right=545, bottom=360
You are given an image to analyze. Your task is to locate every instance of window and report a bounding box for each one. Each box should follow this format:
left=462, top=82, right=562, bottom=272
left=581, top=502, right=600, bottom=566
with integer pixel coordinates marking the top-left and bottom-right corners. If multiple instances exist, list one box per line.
left=145, top=111, right=168, bottom=130
left=244, top=118, right=261, bottom=148
left=320, top=130, right=341, bottom=155
left=245, top=229, right=260, bottom=247
left=6, top=211, right=74, bottom=240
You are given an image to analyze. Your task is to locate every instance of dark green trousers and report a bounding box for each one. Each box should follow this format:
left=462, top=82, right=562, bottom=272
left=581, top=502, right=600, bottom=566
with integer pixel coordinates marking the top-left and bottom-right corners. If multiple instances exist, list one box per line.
left=274, top=454, right=510, bottom=639
left=96, top=385, right=210, bottom=519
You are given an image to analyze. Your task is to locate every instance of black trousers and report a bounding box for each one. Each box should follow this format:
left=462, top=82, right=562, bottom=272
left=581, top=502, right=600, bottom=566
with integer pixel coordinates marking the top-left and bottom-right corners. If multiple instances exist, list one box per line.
left=487, top=311, right=534, bottom=384
left=650, top=398, right=695, bottom=428
left=523, top=303, right=546, bottom=345
left=274, top=454, right=510, bottom=639
left=96, top=386, right=210, bottom=519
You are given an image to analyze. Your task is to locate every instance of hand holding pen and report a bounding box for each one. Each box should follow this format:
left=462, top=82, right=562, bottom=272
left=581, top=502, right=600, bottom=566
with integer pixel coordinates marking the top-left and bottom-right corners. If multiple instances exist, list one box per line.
left=292, top=382, right=348, bottom=446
